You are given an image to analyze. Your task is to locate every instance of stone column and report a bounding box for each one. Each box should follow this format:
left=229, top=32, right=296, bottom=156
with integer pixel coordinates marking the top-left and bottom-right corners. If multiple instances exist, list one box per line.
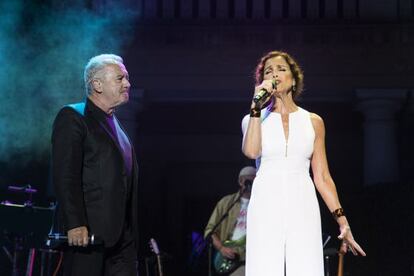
left=401, top=90, right=414, bottom=184
left=356, top=89, right=407, bottom=187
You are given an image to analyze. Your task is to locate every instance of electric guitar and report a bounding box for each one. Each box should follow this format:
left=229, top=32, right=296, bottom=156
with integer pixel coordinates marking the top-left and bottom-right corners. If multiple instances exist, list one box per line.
left=149, top=238, right=164, bottom=276
left=214, top=236, right=245, bottom=275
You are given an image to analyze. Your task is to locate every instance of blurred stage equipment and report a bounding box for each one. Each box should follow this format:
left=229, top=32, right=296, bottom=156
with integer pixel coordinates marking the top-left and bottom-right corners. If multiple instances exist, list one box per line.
left=0, top=184, right=60, bottom=276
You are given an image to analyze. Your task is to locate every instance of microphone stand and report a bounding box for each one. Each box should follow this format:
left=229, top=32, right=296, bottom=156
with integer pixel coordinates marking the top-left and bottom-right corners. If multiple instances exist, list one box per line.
left=204, top=191, right=243, bottom=276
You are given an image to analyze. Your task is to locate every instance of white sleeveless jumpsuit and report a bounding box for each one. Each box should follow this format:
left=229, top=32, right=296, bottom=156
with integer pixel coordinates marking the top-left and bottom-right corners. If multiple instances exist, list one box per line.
left=242, top=107, right=324, bottom=276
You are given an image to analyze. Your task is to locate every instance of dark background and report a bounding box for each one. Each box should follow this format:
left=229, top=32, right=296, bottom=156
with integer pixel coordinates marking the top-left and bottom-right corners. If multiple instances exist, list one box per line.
left=0, top=0, right=413, bottom=275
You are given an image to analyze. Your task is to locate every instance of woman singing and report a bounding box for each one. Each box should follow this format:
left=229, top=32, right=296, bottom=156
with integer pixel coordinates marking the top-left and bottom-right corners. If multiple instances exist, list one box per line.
left=242, top=51, right=366, bottom=276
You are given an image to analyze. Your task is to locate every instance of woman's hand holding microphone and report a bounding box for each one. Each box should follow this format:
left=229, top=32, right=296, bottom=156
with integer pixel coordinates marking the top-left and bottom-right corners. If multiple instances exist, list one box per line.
left=251, top=79, right=277, bottom=110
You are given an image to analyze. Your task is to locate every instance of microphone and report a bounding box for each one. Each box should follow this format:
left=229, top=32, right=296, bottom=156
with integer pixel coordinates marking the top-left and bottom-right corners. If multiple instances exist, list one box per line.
left=253, top=80, right=276, bottom=105
left=46, top=233, right=103, bottom=246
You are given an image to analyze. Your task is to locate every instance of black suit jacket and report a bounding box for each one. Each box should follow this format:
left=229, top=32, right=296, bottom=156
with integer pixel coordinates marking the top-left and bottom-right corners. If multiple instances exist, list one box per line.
left=52, top=98, right=138, bottom=248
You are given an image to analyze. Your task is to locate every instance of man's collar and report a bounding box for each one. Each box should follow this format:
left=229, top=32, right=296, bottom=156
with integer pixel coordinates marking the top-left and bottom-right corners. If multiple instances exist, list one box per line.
left=86, top=98, right=112, bottom=122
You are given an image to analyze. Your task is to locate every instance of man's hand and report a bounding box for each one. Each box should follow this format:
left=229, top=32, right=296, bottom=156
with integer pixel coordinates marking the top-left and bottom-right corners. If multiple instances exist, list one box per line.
left=68, top=226, right=89, bottom=247
left=219, top=247, right=237, bottom=259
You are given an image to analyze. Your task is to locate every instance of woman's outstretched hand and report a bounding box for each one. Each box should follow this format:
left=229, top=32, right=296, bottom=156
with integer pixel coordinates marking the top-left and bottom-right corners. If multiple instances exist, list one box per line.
left=338, top=224, right=366, bottom=256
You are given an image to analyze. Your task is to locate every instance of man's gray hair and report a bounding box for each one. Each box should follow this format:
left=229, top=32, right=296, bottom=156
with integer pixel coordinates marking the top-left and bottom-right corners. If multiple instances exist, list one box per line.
left=239, top=166, right=256, bottom=178
left=84, top=54, right=124, bottom=96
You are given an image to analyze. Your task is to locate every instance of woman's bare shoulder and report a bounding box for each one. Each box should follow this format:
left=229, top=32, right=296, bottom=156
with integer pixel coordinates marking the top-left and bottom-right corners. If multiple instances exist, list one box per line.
left=309, top=112, right=325, bottom=133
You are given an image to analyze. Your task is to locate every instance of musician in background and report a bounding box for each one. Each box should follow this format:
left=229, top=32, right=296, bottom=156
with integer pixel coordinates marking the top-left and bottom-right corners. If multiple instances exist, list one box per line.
left=204, top=166, right=256, bottom=276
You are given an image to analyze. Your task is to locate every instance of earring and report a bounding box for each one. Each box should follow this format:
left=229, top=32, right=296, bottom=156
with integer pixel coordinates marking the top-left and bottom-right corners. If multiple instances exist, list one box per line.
left=292, top=84, right=297, bottom=92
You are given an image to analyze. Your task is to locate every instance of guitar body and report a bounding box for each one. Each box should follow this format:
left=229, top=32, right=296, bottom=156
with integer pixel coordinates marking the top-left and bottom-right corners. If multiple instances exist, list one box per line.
left=214, top=236, right=245, bottom=275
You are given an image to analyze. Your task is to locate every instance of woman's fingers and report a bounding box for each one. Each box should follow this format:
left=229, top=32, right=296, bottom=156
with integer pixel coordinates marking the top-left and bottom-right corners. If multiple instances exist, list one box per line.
left=348, top=240, right=366, bottom=256
left=342, top=237, right=367, bottom=256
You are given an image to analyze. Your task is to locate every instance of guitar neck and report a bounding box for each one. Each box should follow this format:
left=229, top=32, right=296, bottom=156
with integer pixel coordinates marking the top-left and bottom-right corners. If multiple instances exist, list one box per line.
left=156, top=255, right=163, bottom=276
left=337, top=253, right=344, bottom=276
